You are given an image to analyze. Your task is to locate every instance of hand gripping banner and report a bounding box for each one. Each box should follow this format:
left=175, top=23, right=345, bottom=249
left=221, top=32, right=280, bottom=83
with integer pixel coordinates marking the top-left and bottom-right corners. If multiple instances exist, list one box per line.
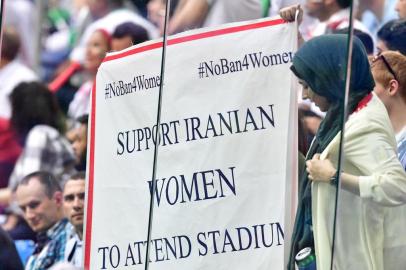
left=84, top=17, right=298, bottom=270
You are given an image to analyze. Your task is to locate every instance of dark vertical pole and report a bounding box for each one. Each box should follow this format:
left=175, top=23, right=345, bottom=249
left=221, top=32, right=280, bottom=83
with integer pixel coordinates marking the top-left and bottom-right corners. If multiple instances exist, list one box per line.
left=330, top=0, right=355, bottom=269
left=144, top=0, right=171, bottom=270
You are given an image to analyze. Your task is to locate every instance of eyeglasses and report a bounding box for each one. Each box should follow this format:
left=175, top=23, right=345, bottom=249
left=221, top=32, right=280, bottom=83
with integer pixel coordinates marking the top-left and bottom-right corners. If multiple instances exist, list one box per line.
left=371, top=53, right=399, bottom=81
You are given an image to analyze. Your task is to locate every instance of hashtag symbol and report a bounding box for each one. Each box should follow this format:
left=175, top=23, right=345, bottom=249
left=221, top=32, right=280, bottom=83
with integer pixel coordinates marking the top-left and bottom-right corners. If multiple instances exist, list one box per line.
left=105, top=84, right=110, bottom=99
left=198, top=62, right=205, bottom=79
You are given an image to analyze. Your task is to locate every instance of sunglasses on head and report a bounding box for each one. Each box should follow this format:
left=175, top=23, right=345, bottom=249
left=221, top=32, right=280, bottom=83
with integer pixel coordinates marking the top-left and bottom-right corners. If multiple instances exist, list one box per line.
left=371, top=53, right=398, bottom=81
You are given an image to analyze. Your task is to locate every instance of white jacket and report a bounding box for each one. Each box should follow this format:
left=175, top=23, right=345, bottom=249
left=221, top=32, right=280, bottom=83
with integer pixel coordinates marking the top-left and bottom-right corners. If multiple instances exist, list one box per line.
left=313, top=93, right=406, bottom=270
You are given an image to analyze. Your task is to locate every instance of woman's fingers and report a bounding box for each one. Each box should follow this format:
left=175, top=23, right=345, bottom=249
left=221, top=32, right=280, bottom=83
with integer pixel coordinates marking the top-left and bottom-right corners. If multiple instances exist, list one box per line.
left=279, top=4, right=303, bottom=23
left=279, top=5, right=298, bottom=22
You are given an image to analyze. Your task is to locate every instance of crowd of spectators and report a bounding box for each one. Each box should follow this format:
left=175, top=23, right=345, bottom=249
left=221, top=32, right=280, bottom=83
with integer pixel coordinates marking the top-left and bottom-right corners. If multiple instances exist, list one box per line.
left=0, top=0, right=405, bottom=269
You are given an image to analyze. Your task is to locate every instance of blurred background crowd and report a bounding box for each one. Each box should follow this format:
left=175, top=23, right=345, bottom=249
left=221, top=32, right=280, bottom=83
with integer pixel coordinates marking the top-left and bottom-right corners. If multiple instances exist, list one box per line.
left=0, top=0, right=405, bottom=269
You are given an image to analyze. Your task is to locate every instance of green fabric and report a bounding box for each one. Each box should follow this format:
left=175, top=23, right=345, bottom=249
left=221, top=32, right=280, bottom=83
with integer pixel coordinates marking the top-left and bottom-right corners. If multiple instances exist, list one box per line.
left=48, top=8, right=70, bottom=27
left=288, top=35, right=375, bottom=270
left=261, top=0, right=271, bottom=17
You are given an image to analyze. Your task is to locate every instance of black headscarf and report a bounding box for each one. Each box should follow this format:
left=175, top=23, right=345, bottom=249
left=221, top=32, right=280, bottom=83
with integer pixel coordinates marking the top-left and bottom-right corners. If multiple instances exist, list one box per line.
left=288, top=34, right=375, bottom=270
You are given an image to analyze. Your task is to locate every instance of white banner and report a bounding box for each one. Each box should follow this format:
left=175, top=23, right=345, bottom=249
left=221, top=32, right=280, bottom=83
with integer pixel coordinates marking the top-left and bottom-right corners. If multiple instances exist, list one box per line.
left=84, top=17, right=298, bottom=270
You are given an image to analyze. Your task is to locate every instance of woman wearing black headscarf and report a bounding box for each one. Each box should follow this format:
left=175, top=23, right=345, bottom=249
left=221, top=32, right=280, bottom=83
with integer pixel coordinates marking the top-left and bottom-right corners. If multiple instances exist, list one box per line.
left=288, top=34, right=406, bottom=269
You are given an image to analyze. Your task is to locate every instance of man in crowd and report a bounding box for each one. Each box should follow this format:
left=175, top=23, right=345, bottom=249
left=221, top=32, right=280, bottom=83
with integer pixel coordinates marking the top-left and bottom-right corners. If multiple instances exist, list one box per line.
left=377, top=19, right=406, bottom=55
left=63, top=172, right=86, bottom=267
left=303, top=0, right=369, bottom=37
left=396, top=0, right=406, bottom=19
left=71, top=115, right=89, bottom=171
left=15, top=171, right=70, bottom=269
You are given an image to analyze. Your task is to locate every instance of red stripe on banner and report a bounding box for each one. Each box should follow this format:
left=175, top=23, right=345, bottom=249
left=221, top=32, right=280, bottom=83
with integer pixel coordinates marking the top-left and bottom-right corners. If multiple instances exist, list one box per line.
left=103, top=18, right=286, bottom=62
left=84, top=82, right=96, bottom=269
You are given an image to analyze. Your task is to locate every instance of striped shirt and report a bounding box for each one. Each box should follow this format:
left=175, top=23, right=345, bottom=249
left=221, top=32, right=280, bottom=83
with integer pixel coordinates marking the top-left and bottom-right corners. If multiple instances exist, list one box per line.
left=26, top=219, right=71, bottom=270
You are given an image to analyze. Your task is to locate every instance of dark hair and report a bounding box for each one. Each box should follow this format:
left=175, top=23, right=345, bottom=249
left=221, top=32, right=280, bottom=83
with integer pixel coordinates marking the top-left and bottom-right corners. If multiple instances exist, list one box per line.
left=18, top=171, right=61, bottom=198
left=10, top=82, right=64, bottom=137
left=70, top=171, right=86, bottom=181
left=77, top=114, right=89, bottom=126
left=336, top=0, right=351, bottom=9
left=1, top=27, right=20, bottom=60
left=107, top=0, right=124, bottom=7
left=377, top=19, right=406, bottom=55
left=333, top=28, right=374, bottom=55
left=64, top=171, right=86, bottom=189
left=112, top=22, right=149, bottom=45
